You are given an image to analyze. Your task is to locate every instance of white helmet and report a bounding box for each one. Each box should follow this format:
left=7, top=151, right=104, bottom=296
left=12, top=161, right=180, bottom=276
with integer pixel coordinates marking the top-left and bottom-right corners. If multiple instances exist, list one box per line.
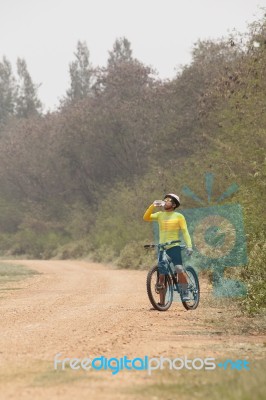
left=164, top=193, right=180, bottom=208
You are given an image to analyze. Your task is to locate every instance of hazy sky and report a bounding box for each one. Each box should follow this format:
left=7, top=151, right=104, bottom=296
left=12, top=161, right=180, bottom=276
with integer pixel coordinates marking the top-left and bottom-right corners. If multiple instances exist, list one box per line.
left=1, top=0, right=265, bottom=111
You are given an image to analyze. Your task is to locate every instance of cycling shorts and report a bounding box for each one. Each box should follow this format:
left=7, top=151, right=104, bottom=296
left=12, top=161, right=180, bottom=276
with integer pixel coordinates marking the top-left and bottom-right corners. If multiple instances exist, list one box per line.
left=158, top=246, right=182, bottom=275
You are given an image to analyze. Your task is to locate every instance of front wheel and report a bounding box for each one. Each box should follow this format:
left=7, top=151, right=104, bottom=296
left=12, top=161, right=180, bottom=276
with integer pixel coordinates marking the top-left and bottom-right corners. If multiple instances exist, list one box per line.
left=146, top=265, right=173, bottom=311
left=181, top=266, right=200, bottom=310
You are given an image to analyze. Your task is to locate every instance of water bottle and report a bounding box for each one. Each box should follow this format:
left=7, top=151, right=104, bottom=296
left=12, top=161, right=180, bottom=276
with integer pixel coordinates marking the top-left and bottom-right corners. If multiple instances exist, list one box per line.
left=153, top=200, right=165, bottom=207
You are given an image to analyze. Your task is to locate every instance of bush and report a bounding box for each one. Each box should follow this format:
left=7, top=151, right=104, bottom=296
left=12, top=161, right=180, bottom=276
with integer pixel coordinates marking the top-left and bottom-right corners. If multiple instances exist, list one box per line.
left=117, top=240, right=157, bottom=270
left=90, top=245, right=117, bottom=263
left=240, top=232, right=266, bottom=314
left=55, top=239, right=92, bottom=259
left=8, top=229, right=69, bottom=259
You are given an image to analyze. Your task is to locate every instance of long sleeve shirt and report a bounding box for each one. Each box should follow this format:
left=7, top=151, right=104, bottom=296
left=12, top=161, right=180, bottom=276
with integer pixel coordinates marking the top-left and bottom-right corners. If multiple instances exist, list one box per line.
left=143, top=204, right=192, bottom=248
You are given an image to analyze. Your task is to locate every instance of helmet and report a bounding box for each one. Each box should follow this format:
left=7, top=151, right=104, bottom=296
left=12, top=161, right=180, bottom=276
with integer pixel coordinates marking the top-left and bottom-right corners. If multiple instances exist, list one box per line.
left=164, top=193, right=180, bottom=208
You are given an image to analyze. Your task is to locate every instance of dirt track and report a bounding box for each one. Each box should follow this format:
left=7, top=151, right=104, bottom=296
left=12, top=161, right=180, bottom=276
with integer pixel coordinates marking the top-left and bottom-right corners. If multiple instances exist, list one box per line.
left=0, top=260, right=265, bottom=399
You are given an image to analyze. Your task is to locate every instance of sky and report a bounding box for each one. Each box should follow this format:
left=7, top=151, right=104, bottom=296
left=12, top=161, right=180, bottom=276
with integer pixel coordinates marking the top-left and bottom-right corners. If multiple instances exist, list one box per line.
left=1, top=0, right=265, bottom=111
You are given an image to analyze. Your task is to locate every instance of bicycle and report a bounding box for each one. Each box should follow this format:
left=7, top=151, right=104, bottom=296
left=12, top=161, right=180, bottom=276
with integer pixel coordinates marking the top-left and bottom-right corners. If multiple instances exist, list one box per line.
left=145, top=240, right=200, bottom=312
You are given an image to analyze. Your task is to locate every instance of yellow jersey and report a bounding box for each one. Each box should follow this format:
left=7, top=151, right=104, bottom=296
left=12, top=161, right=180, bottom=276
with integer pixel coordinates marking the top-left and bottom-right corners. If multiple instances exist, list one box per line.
left=143, top=204, right=192, bottom=248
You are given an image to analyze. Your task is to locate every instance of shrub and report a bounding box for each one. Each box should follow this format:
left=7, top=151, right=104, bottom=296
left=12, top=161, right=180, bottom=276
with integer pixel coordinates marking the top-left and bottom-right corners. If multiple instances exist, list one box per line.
left=240, top=232, right=266, bottom=314
left=9, top=229, right=69, bottom=259
left=90, top=245, right=117, bottom=263
left=117, top=240, right=157, bottom=270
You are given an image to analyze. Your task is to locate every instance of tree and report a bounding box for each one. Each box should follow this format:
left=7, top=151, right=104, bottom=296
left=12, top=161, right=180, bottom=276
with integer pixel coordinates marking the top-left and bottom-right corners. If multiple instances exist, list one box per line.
left=0, top=112, right=70, bottom=207
left=96, top=37, right=158, bottom=178
left=107, top=37, right=133, bottom=68
left=66, top=41, right=95, bottom=102
left=16, top=58, right=42, bottom=118
left=0, top=56, right=16, bottom=126
left=148, top=38, right=244, bottom=162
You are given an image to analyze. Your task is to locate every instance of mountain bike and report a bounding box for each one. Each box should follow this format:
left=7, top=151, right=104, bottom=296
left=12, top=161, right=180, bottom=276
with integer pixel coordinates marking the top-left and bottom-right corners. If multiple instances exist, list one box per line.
left=145, top=240, right=200, bottom=312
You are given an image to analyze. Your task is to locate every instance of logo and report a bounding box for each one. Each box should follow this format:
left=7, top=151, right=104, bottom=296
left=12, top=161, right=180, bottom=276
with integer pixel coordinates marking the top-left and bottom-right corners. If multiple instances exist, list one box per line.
left=54, top=354, right=250, bottom=374
left=181, top=173, right=247, bottom=298
left=217, top=359, right=250, bottom=371
left=152, top=172, right=248, bottom=298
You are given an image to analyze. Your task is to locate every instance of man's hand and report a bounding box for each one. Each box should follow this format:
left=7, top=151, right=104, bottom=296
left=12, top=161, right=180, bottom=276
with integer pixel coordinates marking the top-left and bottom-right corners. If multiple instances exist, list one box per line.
left=186, top=248, right=193, bottom=256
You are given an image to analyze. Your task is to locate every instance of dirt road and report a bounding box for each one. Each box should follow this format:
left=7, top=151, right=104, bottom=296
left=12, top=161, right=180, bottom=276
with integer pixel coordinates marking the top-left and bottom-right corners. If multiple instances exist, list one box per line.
left=0, top=260, right=265, bottom=400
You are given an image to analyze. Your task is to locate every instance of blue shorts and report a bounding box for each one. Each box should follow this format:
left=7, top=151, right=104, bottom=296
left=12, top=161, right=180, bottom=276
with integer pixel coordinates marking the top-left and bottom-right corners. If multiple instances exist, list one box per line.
left=158, top=246, right=182, bottom=275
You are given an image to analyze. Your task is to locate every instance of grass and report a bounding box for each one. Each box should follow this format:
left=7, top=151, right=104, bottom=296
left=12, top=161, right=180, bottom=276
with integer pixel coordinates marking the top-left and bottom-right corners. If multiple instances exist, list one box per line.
left=198, top=286, right=266, bottom=335
left=0, top=261, right=40, bottom=288
left=128, top=358, right=266, bottom=400
left=0, top=359, right=105, bottom=389
left=0, top=360, right=98, bottom=388
left=1, top=358, right=265, bottom=399
left=33, top=363, right=101, bottom=387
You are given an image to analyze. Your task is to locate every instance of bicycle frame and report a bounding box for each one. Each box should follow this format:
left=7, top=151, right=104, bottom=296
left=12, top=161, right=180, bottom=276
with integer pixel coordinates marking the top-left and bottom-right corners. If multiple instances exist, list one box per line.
left=148, top=240, right=185, bottom=284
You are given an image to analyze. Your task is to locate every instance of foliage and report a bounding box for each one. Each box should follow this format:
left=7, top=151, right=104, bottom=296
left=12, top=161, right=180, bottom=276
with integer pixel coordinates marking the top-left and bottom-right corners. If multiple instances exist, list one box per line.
left=5, top=229, right=69, bottom=259
left=0, top=262, right=39, bottom=285
left=16, top=58, right=42, bottom=117
left=0, top=56, right=42, bottom=128
left=117, top=240, right=157, bottom=270
left=65, top=41, right=95, bottom=103
left=0, top=16, right=265, bottom=313
left=240, top=232, right=266, bottom=314
left=0, top=57, right=16, bottom=126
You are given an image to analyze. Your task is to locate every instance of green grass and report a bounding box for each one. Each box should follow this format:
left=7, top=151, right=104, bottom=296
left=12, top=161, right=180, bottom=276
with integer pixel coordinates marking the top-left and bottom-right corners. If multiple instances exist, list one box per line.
left=0, top=360, right=100, bottom=388
left=0, top=261, right=40, bottom=288
left=128, top=359, right=266, bottom=400
left=33, top=364, right=101, bottom=387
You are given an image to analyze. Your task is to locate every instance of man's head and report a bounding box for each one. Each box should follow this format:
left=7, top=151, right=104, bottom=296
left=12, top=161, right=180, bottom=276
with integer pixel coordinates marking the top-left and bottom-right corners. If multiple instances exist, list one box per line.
left=163, top=193, right=180, bottom=210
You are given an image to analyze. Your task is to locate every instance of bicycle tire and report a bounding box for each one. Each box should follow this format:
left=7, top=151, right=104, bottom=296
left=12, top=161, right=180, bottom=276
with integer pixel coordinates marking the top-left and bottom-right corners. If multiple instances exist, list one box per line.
left=181, top=266, right=200, bottom=310
left=146, top=265, right=173, bottom=311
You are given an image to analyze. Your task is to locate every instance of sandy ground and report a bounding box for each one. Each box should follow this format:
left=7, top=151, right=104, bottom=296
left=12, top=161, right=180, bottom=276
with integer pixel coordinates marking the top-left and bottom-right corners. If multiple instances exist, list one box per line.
left=0, top=260, right=265, bottom=400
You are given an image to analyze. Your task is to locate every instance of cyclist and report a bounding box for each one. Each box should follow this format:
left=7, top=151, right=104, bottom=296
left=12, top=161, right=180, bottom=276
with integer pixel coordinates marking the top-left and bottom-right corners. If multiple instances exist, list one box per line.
left=143, top=193, right=193, bottom=303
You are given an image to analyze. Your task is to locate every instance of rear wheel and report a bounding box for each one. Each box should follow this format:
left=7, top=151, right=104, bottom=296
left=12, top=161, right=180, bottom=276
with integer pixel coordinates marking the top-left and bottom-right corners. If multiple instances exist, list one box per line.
left=181, top=266, right=200, bottom=310
left=146, top=265, right=173, bottom=311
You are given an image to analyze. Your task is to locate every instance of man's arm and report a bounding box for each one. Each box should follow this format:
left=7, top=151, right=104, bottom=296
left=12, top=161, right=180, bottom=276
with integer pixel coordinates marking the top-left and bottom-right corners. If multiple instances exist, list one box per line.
left=143, top=204, right=156, bottom=221
left=179, top=215, right=192, bottom=248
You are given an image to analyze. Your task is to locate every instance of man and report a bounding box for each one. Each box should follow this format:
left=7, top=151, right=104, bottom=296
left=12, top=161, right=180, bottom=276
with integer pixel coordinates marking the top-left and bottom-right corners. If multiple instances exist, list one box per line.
left=143, top=193, right=193, bottom=303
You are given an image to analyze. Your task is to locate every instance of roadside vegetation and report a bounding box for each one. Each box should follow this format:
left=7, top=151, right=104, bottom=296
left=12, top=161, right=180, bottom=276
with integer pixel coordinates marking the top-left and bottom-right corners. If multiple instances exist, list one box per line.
left=0, top=15, right=265, bottom=314
left=130, top=359, right=266, bottom=400
left=0, top=262, right=39, bottom=290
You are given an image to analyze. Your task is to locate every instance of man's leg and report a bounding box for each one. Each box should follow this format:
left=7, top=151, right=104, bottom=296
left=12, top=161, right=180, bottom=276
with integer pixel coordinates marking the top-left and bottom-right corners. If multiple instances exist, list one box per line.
left=175, top=266, right=190, bottom=301
left=178, top=271, right=188, bottom=285
left=157, top=252, right=167, bottom=305
left=157, top=252, right=166, bottom=289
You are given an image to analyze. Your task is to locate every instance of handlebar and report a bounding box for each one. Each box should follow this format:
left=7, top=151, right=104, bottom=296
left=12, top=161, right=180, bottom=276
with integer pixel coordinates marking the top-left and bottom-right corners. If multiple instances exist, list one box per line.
left=144, top=240, right=186, bottom=250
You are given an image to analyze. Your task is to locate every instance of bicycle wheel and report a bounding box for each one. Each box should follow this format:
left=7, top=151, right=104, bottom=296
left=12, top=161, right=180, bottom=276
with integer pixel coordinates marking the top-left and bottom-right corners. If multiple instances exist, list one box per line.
left=181, top=266, right=200, bottom=310
left=146, top=265, right=173, bottom=311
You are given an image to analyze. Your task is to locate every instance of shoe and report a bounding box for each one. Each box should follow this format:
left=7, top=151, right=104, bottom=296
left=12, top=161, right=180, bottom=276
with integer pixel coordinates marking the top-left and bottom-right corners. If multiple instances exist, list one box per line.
left=182, top=290, right=190, bottom=302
